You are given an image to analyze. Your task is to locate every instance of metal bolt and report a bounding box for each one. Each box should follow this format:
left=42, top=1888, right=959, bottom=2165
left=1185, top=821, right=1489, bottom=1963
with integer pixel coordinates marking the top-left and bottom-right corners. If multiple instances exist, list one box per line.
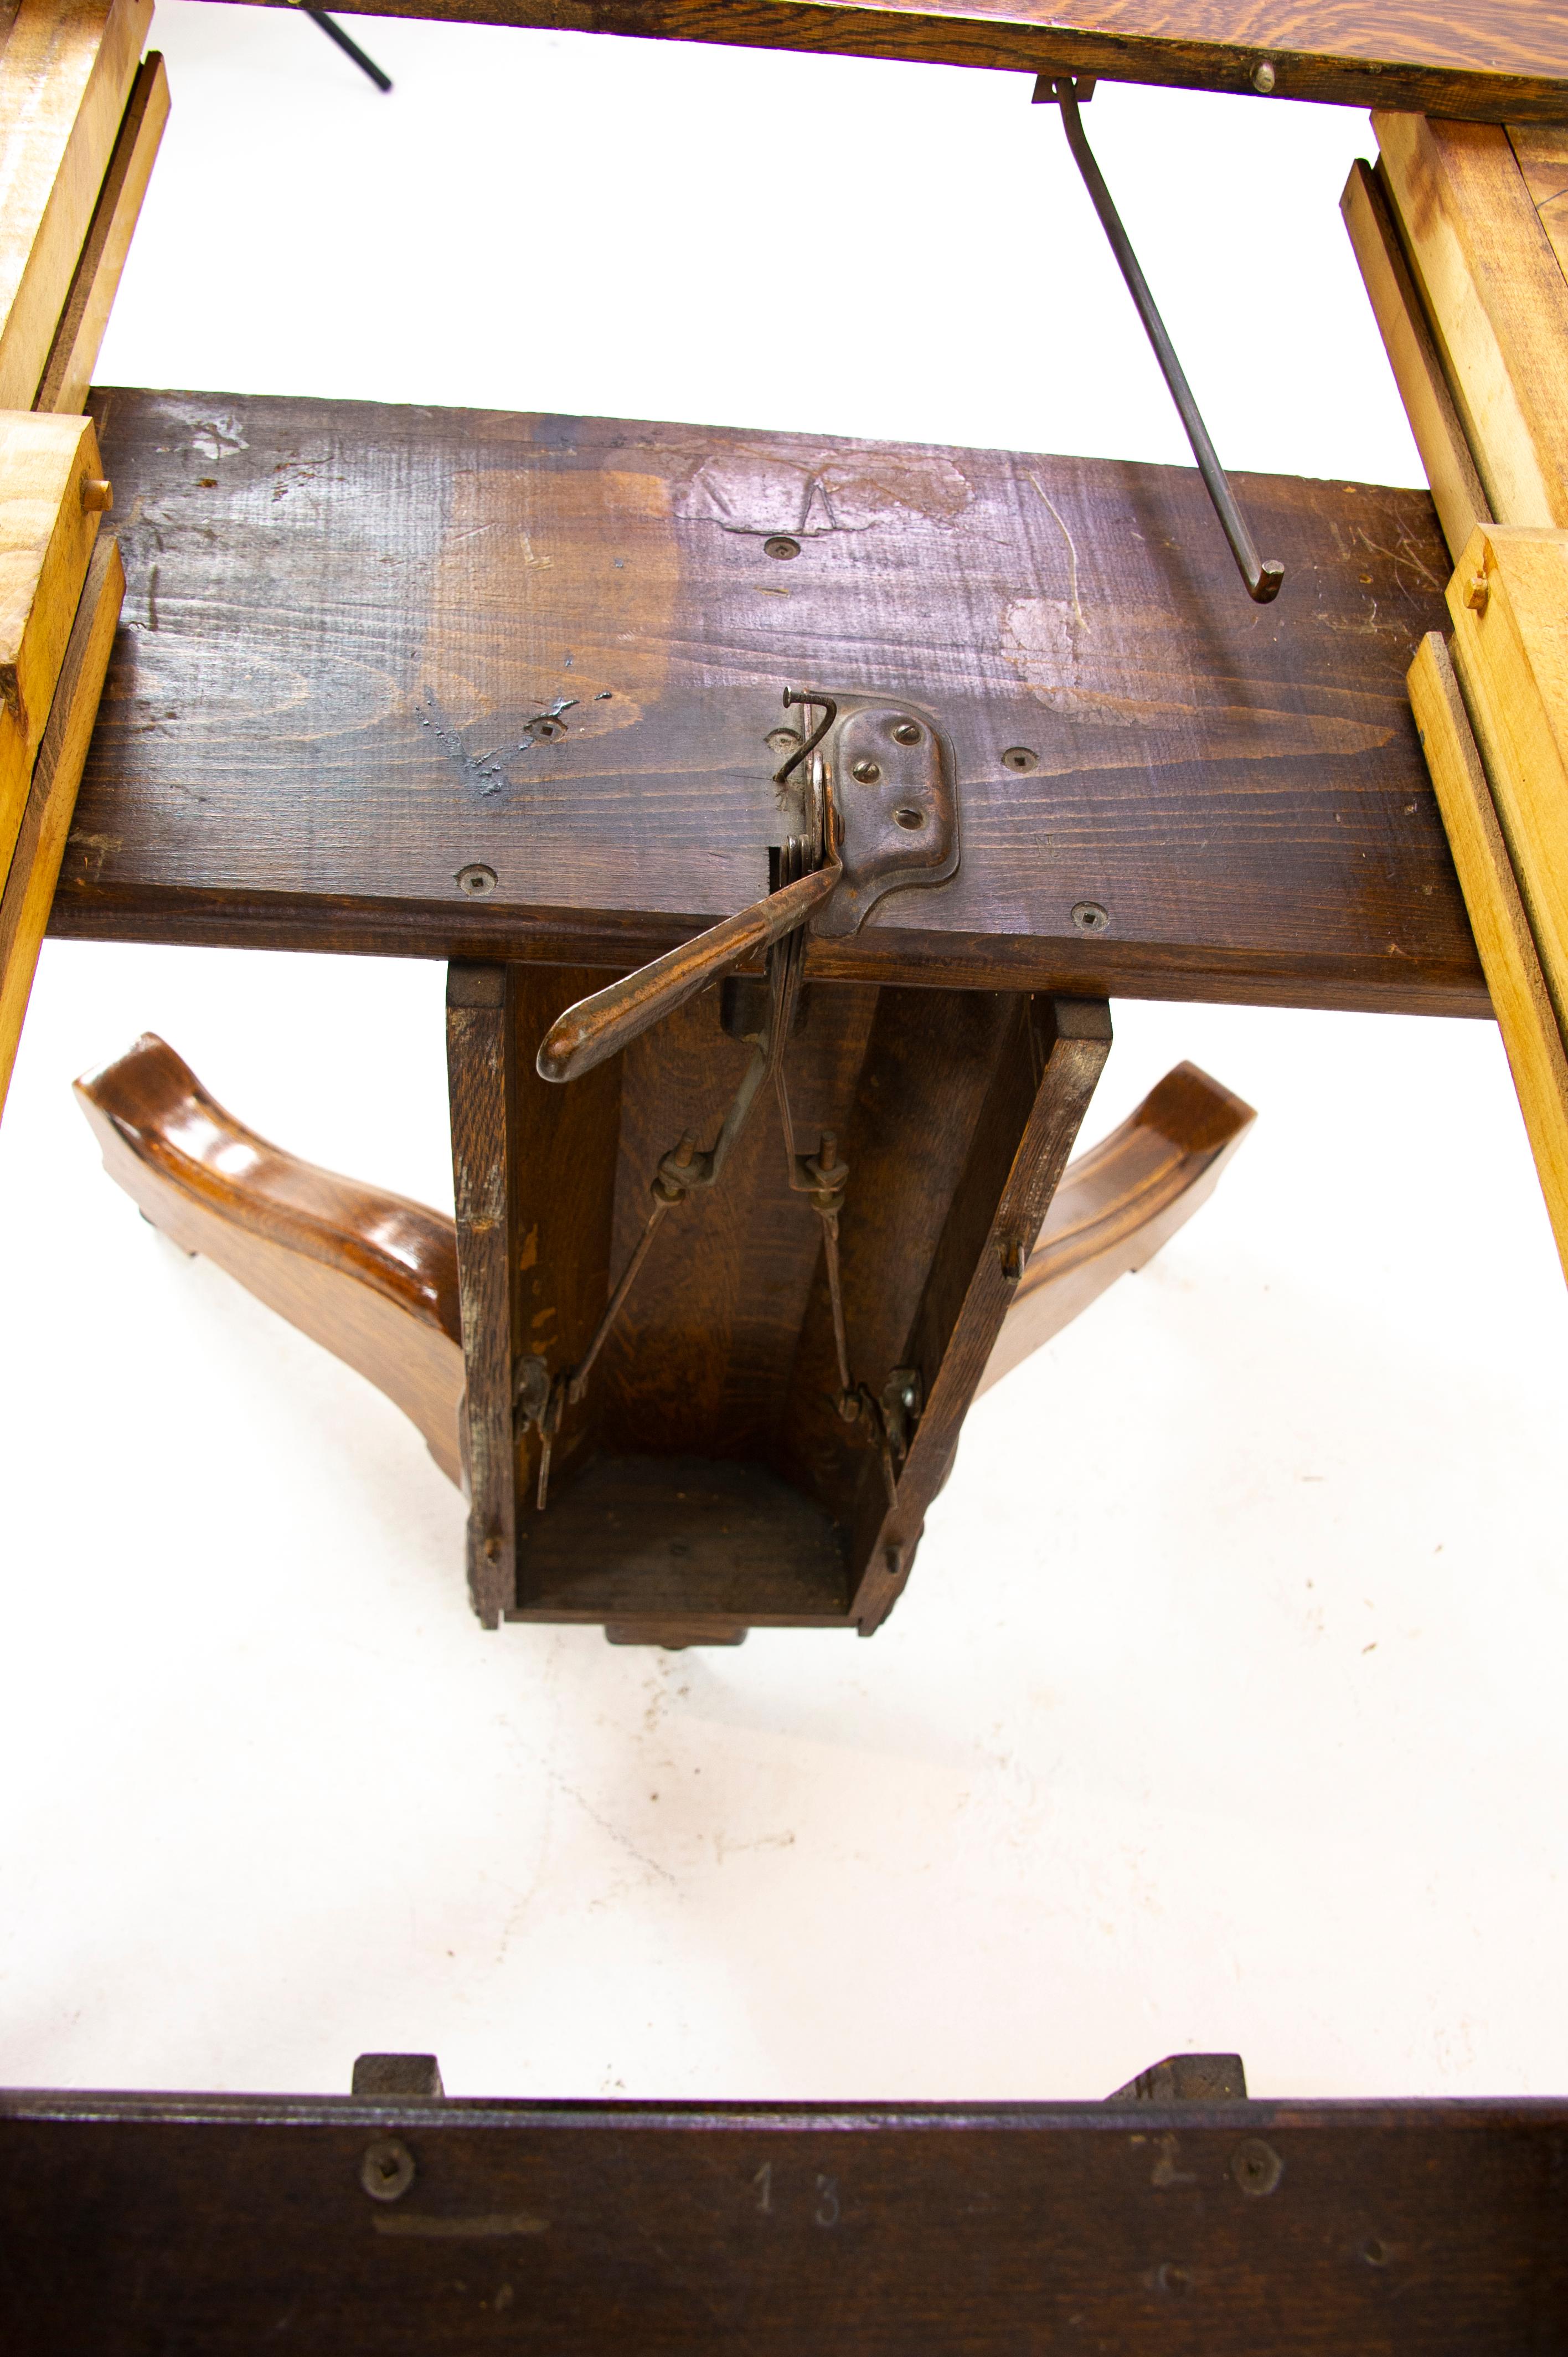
left=893, top=805, right=926, bottom=830
left=455, top=863, right=498, bottom=898
left=1252, top=59, right=1276, bottom=92
left=360, top=2138, right=416, bottom=2202
left=1230, top=2138, right=1283, bottom=2198
left=850, top=758, right=882, bottom=785
left=1071, top=900, right=1109, bottom=933
left=1465, top=572, right=1490, bottom=614
left=1002, top=747, right=1038, bottom=774
left=764, top=535, right=801, bottom=560
left=891, top=720, right=922, bottom=746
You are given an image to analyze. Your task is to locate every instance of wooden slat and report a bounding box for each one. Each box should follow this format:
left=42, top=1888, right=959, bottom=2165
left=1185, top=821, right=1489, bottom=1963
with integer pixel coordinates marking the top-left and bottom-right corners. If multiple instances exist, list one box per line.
left=1445, top=525, right=1568, bottom=1052
left=1375, top=112, right=1568, bottom=530
left=233, top=0, right=1568, bottom=121
left=0, top=405, right=104, bottom=889
left=4, top=2086, right=1568, bottom=2352
left=0, top=525, right=118, bottom=1111
left=853, top=993, right=1110, bottom=1632
left=446, top=962, right=515, bottom=1629
left=53, top=390, right=1482, bottom=1020
left=1339, top=159, right=1490, bottom=567
left=1407, top=630, right=1568, bottom=1283
left=0, top=0, right=152, bottom=411
left=35, top=49, right=167, bottom=417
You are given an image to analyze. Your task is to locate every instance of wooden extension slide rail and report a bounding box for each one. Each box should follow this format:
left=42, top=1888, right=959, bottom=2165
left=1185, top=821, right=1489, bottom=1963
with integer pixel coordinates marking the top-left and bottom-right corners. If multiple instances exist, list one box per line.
left=74, top=1031, right=1252, bottom=1565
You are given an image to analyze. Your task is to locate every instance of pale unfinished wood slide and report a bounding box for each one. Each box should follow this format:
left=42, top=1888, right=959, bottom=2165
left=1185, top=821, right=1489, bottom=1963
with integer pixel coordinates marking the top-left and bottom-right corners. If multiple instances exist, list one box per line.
left=35, top=47, right=167, bottom=416
left=0, top=527, right=120, bottom=1110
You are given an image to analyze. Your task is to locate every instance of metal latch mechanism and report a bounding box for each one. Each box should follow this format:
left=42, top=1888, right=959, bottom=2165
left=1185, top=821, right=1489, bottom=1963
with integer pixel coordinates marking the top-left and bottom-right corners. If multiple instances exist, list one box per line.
left=515, top=689, right=959, bottom=1510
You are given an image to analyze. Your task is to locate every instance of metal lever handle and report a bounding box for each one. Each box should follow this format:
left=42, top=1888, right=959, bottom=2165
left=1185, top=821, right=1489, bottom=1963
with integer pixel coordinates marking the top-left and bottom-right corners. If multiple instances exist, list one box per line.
left=537, top=863, right=838, bottom=1084
left=1039, top=75, right=1283, bottom=606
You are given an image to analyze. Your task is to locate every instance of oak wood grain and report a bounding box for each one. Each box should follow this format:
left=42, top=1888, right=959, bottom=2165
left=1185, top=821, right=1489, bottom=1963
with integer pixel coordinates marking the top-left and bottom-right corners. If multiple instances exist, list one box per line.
left=1375, top=113, right=1568, bottom=533
left=977, top=1054, right=1254, bottom=1393
left=34, top=49, right=168, bottom=418
left=1340, top=159, right=1490, bottom=568
left=0, top=530, right=121, bottom=1114
left=74, top=1031, right=468, bottom=1483
left=0, top=0, right=151, bottom=410
left=211, top=0, right=1568, bottom=120
left=53, top=388, right=1483, bottom=1020
left=1408, top=630, right=1568, bottom=1284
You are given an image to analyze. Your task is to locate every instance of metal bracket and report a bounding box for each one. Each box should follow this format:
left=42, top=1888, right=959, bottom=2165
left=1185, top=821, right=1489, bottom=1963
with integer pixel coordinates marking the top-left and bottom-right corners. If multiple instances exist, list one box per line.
left=809, top=698, right=960, bottom=936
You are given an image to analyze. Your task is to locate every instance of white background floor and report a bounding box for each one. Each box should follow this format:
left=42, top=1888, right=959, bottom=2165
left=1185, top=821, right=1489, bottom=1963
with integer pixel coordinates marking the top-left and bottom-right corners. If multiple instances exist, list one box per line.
left=3, top=2, right=1566, bottom=2104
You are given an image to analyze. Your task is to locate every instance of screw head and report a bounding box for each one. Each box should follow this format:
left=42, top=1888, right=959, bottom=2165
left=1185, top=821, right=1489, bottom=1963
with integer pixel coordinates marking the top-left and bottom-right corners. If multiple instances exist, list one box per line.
left=890, top=720, right=922, bottom=746
left=1230, top=2138, right=1283, bottom=2198
left=850, top=757, right=883, bottom=785
left=1157, top=2262, right=1192, bottom=2296
left=1071, top=900, right=1108, bottom=933
left=767, top=727, right=802, bottom=755
left=456, top=863, right=498, bottom=898
left=1002, top=746, right=1039, bottom=774
left=360, top=2137, right=416, bottom=2202
left=764, top=535, right=801, bottom=560
left=1252, top=59, right=1276, bottom=92
left=893, top=804, right=926, bottom=830
left=529, top=716, right=566, bottom=742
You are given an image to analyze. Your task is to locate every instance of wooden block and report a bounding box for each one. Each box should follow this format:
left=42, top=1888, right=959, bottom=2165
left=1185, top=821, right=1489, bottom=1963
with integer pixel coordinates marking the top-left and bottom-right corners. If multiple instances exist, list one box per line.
left=1445, top=524, right=1568, bottom=1052
left=1340, top=159, right=1490, bottom=565
left=35, top=50, right=167, bottom=417
left=241, top=0, right=1568, bottom=121
left=977, top=1058, right=1255, bottom=1395
left=0, top=0, right=152, bottom=411
left=0, top=405, right=104, bottom=889
left=1375, top=112, right=1568, bottom=528
left=0, top=527, right=118, bottom=1113
left=1407, top=630, right=1568, bottom=1284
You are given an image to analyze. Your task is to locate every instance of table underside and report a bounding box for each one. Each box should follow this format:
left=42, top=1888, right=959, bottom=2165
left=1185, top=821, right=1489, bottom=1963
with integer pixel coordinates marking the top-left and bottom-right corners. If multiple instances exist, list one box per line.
left=54, top=389, right=1482, bottom=1017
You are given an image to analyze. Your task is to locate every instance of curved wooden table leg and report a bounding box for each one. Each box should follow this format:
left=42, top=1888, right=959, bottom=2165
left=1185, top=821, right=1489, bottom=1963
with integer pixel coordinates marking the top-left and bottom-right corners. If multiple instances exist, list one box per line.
left=979, top=1061, right=1256, bottom=1397
left=74, top=1035, right=466, bottom=1486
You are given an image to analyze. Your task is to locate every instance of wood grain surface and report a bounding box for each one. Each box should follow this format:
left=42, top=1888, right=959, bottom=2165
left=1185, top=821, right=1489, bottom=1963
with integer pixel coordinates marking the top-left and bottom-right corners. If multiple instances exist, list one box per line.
left=977, top=1054, right=1254, bottom=1392
left=209, top=0, right=1568, bottom=120
left=34, top=49, right=168, bottom=418
left=0, top=0, right=152, bottom=410
left=1408, top=631, right=1568, bottom=1283
left=52, top=388, right=1483, bottom=1019
left=4, top=2086, right=1568, bottom=2354
left=74, top=1030, right=467, bottom=1484
left=0, top=531, right=121, bottom=1113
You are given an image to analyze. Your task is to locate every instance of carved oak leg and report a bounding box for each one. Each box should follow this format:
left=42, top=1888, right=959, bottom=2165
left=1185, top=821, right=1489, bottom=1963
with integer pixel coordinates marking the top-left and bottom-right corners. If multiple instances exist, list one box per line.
left=976, top=1060, right=1255, bottom=1397
left=74, top=1034, right=465, bottom=1486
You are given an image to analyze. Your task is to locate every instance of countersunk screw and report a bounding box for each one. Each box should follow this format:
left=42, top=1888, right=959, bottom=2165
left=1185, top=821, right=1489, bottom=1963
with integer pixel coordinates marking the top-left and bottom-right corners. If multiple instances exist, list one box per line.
left=850, top=758, right=882, bottom=785
left=455, top=863, right=498, bottom=898
left=766, top=727, right=802, bottom=755
left=360, top=2137, right=416, bottom=2202
left=529, top=716, right=567, bottom=742
left=764, top=535, right=801, bottom=560
left=1230, top=2138, right=1283, bottom=2198
left=1002, top=746, right=1038, bottom=774
left=1071, top=900, right=1108, bottom=933
left=1252, top=59, right=1276, bottom=92
left=893, top=805, right=926, bottom=830
left=1157, top=2262, right=1192, bottom=2296
left=891, top=719, right=922, bottom=746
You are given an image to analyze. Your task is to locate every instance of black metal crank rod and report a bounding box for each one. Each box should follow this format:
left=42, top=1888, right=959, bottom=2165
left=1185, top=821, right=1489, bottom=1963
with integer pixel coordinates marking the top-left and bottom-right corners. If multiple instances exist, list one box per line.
left=1040, top=75, right=1283, bottom=605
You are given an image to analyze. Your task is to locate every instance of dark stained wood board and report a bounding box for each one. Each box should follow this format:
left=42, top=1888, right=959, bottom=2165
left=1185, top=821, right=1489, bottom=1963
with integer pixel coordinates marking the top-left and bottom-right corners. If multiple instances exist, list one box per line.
left=53, top=389, right=1484, bottom=1019
left=212, top=0, right=1568, bottom=122
left=4, top=2087, right=1568, bottom=2353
